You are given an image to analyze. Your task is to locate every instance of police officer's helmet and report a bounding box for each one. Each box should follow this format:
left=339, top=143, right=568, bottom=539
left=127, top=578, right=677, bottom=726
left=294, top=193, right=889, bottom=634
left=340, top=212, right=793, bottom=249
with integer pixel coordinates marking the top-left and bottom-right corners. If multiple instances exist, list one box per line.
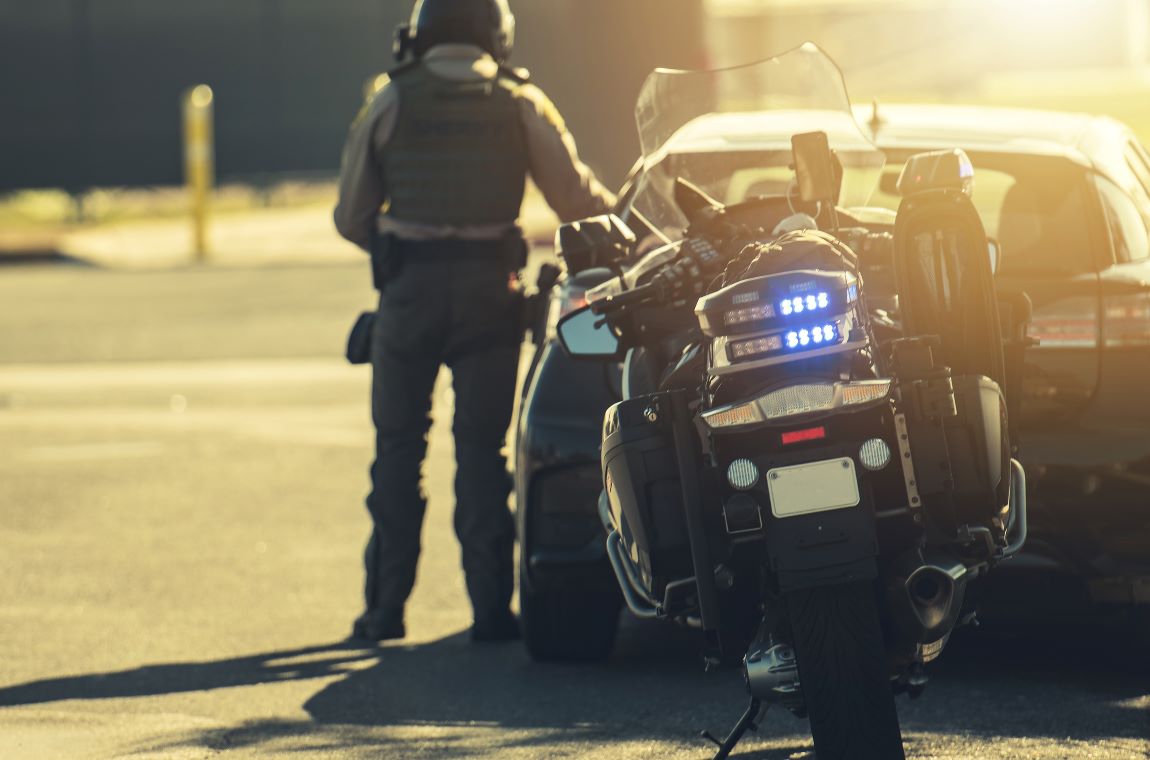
left=395, top=0, right=516, bottom=64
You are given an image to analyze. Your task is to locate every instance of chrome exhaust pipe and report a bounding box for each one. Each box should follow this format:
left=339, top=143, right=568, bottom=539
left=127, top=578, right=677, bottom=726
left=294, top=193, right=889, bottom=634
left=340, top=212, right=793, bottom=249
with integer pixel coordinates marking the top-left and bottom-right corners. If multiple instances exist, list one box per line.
left=903, top=559, right=966, bottom=635
left=887, top=552, right=969, bottom=650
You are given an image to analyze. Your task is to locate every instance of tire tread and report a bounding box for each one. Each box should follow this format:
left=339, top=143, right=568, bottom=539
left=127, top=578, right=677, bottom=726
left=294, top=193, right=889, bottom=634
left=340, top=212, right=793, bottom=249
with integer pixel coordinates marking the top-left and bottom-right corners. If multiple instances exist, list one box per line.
left=786, top=580, right=906, bottom=760
left=521, top=585, right=621, bottom=663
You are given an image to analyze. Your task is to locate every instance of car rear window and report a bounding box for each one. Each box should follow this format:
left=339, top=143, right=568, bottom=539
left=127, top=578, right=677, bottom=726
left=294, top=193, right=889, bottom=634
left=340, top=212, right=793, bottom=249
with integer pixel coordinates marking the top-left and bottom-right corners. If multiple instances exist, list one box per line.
left=1096, top=176, right=1150, bottom=263
left=873, top=153, right=1094, bottom=275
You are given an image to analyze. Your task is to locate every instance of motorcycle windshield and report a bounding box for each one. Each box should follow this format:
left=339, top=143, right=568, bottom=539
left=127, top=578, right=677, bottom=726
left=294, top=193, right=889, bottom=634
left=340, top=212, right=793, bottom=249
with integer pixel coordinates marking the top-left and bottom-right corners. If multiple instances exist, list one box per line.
left=630, top=42, right=886, bottom=236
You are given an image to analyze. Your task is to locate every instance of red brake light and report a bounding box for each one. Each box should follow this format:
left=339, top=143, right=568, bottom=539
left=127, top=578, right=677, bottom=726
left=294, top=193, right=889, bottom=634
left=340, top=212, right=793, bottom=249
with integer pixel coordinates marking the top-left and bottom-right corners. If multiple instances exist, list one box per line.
left=1023, top=292, right=1150, bottom=348
left=1104, top=292, right=1150, bottom=347
left=781, top=426, right=827, bottom=445
left=1027, top=296, right=1098, bottom=348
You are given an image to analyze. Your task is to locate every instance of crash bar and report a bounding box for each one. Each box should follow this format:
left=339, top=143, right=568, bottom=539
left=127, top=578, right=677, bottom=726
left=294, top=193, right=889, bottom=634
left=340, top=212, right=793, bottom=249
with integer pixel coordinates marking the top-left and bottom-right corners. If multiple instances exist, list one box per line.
left=606, top=531, right=660, bottom=619
left=1000, top=458, right=1028, bottom=559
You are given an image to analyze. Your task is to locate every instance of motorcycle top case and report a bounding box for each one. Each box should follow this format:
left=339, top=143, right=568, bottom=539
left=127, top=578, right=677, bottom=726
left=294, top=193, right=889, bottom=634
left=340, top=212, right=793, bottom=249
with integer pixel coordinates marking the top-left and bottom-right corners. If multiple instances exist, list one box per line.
left=601, top=393, right=695, bottom=601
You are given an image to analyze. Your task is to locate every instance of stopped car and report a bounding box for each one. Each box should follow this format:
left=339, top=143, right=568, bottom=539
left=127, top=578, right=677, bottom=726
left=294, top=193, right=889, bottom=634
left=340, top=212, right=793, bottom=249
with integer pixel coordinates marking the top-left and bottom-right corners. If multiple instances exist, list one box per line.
left=516, top=101, right=1150, bottom=659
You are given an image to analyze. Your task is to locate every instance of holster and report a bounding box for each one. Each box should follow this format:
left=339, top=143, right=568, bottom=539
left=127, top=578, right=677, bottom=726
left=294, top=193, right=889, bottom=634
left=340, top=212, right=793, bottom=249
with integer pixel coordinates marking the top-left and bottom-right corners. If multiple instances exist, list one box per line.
left=522, top=263, right=562, bottom=345
left=369, top=231, right=403, bottom=291
left=346, top=311, right=375, bottom=365
left=501, top=234, right=529, bottom=274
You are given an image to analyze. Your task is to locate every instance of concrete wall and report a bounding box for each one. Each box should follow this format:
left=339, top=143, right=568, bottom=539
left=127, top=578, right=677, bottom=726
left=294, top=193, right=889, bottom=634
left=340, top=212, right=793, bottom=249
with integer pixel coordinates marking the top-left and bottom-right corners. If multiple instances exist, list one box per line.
left=516, top=0, right=709, bottom=185
left=0, top=0, right=705, bottom=193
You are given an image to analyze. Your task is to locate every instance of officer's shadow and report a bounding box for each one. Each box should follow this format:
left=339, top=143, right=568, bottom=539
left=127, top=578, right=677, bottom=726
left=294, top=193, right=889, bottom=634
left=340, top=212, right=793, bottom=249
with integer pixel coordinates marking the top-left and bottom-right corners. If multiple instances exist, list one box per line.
left=0, top=618, right=810, bottom=758
left=301, top=620, right=776, bottom=745
left=0, top=617, right=1146, bottom=758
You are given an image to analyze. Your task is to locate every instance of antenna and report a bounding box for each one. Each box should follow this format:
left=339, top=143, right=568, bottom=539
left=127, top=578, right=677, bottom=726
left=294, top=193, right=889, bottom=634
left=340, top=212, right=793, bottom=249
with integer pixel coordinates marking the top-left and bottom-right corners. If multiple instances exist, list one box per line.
left=868, top=98, right=884, bottom=137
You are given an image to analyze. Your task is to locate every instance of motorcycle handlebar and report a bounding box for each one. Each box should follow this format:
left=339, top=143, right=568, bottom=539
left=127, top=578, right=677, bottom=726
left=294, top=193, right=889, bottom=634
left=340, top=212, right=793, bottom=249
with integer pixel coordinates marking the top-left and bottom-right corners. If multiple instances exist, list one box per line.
left=589, top=282, right=661, bottom=315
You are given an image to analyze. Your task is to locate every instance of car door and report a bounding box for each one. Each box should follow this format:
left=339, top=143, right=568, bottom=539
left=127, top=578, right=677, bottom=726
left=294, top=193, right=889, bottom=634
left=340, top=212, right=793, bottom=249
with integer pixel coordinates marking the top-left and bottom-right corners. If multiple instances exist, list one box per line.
left=982, top=155, right=1104, bottom=466
left=1083, top=141, right=1150, bottom=460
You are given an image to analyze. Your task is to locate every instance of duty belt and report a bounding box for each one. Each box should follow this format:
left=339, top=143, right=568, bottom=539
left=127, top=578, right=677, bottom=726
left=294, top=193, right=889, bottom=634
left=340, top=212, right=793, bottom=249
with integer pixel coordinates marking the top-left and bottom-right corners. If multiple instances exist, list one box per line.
left=370, top=232, right=528, bottom=291
left=393, top=236, right=526, bottom=263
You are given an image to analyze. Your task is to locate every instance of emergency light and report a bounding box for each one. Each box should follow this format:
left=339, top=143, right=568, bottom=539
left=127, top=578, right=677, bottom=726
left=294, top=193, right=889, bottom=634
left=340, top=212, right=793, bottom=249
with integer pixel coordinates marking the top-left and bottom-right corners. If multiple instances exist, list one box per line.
left=699, top=270, right=867, bottom=377
left=695, top=270, right=859, bottom=338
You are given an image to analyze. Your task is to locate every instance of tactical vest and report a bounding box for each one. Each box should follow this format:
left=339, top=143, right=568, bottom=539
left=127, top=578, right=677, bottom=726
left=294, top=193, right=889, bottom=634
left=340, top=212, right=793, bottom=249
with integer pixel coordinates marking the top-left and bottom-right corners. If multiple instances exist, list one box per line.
left=382, top=63, right=528, bottom=227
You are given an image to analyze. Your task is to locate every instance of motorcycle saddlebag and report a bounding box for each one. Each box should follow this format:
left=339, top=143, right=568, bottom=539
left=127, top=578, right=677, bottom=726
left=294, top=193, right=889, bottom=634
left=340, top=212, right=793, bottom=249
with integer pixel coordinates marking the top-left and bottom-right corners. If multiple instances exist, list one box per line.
left=909, top=374, right=1011, bottom=531
left=944, top=375, right=1011, bottom=524
left=601, top=393, right=695, bottom=601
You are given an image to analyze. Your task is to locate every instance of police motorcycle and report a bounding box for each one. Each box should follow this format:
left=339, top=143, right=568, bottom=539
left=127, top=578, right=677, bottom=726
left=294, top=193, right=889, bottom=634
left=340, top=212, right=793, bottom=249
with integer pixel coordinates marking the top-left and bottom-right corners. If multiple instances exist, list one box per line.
left=553, top=44, right=1029, bottom=759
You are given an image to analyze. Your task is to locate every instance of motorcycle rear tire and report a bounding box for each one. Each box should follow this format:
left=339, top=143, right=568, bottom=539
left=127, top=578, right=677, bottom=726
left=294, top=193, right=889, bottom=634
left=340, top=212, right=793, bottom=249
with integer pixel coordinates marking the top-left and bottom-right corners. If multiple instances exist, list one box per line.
left=521, top=582, right=622, bottom=663
left=786, top=580, right=906, bottom=760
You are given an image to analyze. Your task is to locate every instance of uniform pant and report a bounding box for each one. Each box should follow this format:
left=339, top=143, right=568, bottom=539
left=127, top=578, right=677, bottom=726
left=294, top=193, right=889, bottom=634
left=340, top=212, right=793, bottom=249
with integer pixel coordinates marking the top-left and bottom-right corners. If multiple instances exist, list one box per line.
left=363, top=249, right=520, bottom=620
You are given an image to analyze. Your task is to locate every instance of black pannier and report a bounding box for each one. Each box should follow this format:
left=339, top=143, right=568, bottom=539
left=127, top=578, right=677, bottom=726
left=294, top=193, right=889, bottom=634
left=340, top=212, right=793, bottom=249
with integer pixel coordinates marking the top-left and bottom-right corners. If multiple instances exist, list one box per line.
left=893, top=339, right=1011, bottom=534
left=601, top=393, right=695, bottom=601
left=944, top=375, right=1011, bottom=524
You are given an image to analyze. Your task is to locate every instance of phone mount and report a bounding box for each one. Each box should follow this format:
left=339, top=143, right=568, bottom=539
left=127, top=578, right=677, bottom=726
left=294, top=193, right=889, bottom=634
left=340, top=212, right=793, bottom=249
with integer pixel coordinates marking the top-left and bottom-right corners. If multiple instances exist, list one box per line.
left=393, top=23, right=415, bottom=62
left=791, top=131, right=844, bottom=229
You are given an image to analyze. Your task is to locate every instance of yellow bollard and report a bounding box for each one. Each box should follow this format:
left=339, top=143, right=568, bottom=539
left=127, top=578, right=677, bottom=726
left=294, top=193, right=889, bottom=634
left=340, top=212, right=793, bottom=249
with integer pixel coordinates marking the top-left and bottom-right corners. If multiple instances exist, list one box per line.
left=182, top=85, right=215, bottom=262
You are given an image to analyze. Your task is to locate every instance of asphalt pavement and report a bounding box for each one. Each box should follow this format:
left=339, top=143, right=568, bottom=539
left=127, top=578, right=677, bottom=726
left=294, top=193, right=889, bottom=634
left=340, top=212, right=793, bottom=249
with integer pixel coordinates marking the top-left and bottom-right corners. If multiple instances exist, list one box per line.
left=0, top=259, right=1147, bottom=759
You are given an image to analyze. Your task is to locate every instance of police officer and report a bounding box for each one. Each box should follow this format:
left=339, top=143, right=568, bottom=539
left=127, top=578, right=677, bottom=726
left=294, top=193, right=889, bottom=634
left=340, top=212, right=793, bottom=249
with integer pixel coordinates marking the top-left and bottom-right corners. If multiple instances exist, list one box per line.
left=334, top=0, right=614, bottom=642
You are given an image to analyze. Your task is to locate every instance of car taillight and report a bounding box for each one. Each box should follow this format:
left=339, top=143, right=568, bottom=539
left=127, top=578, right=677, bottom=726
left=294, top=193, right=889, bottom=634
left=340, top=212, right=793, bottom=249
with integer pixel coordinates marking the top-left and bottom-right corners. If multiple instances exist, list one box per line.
left=1103, top=292, right=1150, bottom=347
left=1027, top=296, right=1099, bottom=348
left=531, top=465, right=604, bottom=549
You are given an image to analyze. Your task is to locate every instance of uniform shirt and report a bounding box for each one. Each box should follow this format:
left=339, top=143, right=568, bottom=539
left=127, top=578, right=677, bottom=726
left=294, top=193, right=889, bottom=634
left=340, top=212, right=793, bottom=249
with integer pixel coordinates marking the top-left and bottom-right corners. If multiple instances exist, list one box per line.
left=334, top=44, right=616, bottom=250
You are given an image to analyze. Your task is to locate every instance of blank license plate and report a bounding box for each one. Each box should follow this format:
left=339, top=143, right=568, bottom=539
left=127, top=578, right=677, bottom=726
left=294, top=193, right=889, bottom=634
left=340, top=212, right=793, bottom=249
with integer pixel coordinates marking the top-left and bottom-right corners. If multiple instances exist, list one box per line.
left=767, top=457, right=860, bottom=518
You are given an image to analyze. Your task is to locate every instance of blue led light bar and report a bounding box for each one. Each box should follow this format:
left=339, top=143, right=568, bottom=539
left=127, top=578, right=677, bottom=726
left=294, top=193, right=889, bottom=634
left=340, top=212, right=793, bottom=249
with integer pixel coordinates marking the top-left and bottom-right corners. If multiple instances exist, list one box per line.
left=728, top=320, right=844, bottom=362
left=696, top=270, right=860, bottom=339
left=785, top=322, right=838, bottom=350
left=779, top=291, right=831, bottom=316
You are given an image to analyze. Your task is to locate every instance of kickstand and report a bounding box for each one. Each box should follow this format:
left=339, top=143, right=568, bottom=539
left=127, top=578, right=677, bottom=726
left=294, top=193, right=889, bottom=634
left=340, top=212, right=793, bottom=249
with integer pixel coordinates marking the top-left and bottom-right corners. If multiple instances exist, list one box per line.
left=699, top=697, right=764, bottom=760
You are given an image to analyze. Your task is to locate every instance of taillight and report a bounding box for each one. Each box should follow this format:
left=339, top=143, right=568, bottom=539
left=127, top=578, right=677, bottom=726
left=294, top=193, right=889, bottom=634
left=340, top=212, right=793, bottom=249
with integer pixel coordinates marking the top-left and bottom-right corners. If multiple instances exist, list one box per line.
left=1103, top=292, right=1150, bottom=347
left=781, top=426, right=827, bottom=445
left=1027, top=296, right=1099, bottom=348
left=531, top=465, right=604, bottom=549
left=701, top=380, right=892, bottom=430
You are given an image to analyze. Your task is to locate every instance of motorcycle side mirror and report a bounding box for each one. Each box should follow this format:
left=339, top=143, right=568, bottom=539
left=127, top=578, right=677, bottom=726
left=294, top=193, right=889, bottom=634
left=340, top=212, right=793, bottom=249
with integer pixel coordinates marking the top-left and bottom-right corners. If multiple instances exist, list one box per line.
left=792, top=131, right=842, bottom=204
left=987, top=237, right=1001, bottom=275
left=556, top=305, right=623, bottom=361
left=556, top=214, right=636, bottom=275
left=673, top=177, right=724, bottom=223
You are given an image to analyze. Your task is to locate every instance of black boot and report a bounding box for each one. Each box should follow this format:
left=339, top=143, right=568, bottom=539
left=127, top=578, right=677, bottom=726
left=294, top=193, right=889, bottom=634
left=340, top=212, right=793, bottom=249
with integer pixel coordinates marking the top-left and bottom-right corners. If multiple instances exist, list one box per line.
left=351, top=607, right=406, bottom=642
left=471, top=608, right=521, bottom=643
